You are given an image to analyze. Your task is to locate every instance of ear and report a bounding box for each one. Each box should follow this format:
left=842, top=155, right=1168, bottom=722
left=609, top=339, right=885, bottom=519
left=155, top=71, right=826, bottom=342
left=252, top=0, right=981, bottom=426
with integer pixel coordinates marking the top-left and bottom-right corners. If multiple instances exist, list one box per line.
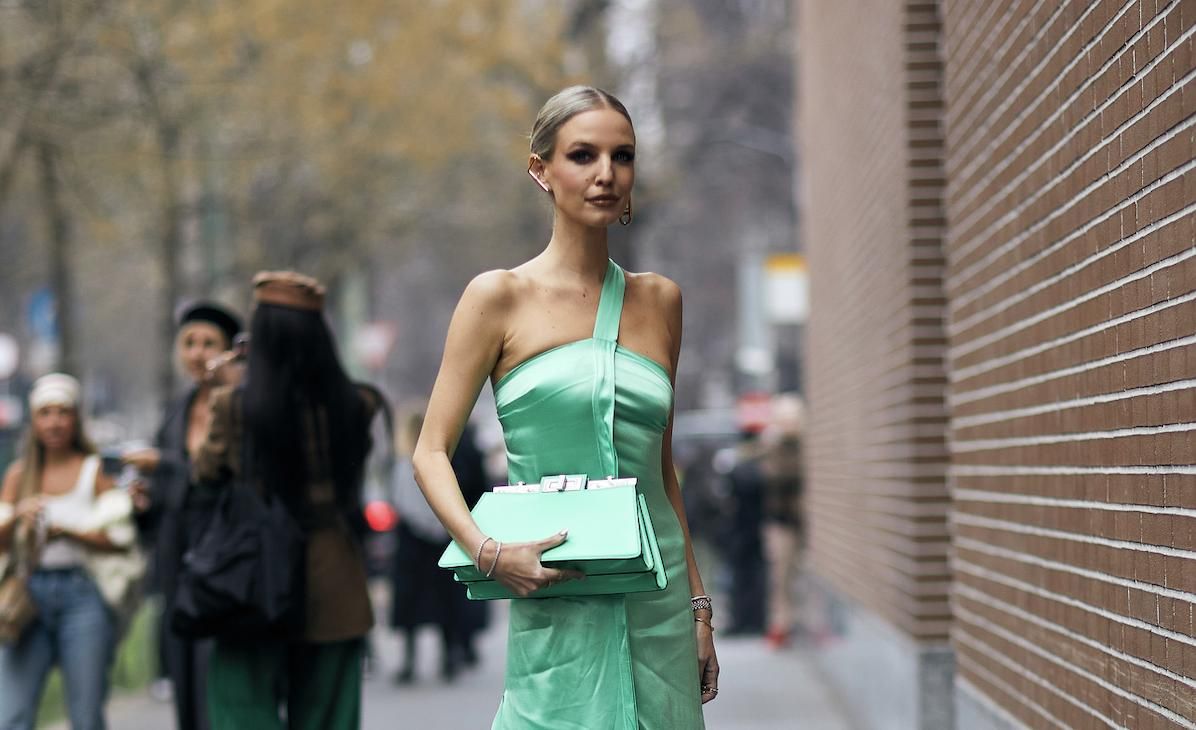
left=527, top=155, right=551, bottom=193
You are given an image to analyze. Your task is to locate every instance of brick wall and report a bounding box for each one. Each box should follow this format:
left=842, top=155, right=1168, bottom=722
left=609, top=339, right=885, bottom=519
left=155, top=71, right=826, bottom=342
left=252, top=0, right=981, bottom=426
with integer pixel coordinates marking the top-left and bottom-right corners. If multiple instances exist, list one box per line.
left=941, top=0, right=1196, bottom=727
left=798, top=0, right=952, bottom=643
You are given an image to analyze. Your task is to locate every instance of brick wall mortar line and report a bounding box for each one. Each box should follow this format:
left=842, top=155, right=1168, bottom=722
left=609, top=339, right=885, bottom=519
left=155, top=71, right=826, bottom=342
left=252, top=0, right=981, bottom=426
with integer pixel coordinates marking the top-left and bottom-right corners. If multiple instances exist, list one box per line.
left=949, top=109, right=1196, bottom=313
left=954, top=674, right=1043, bottom=730
left=952, top=465, right=1196, bottom=476
left=945, top=0, right=1077, bottom=169
left=952, top=420, right=1196, bottom=452
left=951, top=287, right=1196, bottom=383
left=955, top=603, right=1195, bottom=728
left=953, top=628, right=1128, bottom=729
left=953, top=488, right=1196, bottom=518
left=951, top=335, right=1196, bottom=406
left=951, top=56, right=1194, bottom=288
left=953, top=554, right=1196, bottom=649
left=947, top=189, right=1191, bottom=356
left=952, top=379, right=1196, bottom=428
left=955, top=580, right=1196, bottom=698
left=941, top=0, right=1045, bottom=132
left=953, top=512, right=1196, bottom=561
left=947, top=0, right=1155, bottom=216
left=953, top=535, right=1196, bottom=624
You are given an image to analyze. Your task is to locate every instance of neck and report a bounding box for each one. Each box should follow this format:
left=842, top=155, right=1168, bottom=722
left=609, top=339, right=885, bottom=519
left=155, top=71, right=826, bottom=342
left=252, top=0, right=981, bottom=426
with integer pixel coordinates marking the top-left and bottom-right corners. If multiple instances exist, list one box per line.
left=543, top=214, right=610, bottom=285
left=42, top=446, right=76, bottom=466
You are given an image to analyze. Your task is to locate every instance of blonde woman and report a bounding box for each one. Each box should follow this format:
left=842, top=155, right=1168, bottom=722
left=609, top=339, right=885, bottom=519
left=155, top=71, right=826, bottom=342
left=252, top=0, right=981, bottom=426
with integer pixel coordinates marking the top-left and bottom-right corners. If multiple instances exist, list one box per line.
left=0, top=374, right=130, bottom=730
left=414, top=86, right=717, bottom=728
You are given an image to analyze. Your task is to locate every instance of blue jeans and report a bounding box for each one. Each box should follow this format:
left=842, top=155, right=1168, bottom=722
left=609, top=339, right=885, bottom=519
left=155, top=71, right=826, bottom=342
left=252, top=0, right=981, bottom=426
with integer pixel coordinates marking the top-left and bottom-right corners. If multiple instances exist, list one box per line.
left=0, top=568, right=116, bottom=730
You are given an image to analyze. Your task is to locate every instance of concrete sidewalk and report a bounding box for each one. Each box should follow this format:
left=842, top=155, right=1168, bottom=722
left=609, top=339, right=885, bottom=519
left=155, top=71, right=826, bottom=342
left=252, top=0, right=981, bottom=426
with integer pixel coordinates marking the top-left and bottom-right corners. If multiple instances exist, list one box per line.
left=52, top=607, right=854, bottom=729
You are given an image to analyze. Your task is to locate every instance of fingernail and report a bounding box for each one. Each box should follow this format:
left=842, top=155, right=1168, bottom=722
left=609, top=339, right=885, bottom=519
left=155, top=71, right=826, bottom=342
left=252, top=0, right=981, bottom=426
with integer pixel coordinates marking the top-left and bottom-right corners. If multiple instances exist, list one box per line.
left=559, top=529, right=569, bottom=537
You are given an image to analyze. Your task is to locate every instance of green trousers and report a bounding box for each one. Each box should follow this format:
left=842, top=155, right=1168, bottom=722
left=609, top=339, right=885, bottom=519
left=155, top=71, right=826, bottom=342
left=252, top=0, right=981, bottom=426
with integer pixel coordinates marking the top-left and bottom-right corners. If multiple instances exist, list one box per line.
left=207, top=638, right=363, bottom=730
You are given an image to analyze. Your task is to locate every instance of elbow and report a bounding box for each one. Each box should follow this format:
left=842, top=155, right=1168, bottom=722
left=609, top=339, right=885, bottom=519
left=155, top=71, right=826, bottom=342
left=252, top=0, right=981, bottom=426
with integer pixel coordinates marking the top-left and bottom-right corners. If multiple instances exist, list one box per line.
left=410, top=446, right=439, bottom=496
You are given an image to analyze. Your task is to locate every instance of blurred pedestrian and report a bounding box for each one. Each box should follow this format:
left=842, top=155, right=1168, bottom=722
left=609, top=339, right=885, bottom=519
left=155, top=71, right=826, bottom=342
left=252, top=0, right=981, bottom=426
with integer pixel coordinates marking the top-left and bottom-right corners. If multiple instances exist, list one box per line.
left=0, top=373, right=141, bottom=730
left=722, top=430, right=767, bottom=635
left=760, top=394, right=805, bottom=649
left=123, top=301, right=242, bottom=730
left=389, top=405, right=460, bottom=683
left=413, top=85, right=717, bottom=728
left=447, top=421, right=490, bottom=667
left=191, top=272, right=377, bottom=730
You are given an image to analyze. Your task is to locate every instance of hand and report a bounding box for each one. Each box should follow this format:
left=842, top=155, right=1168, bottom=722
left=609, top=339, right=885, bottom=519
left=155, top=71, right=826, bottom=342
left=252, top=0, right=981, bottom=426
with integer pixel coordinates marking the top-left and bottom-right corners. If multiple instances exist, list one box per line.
left=696, top=615, right=719, bottom=704
left=486, top=530, right=585, bottom=597
left=46, top=524, right=70, bottom=540
left=122, top=448, right=161, bottom=474
left=204, top=351, right=244, bottom=387
left=128, top=479, right=152, bottom=513
left=15, top=496, right=42, bottom=524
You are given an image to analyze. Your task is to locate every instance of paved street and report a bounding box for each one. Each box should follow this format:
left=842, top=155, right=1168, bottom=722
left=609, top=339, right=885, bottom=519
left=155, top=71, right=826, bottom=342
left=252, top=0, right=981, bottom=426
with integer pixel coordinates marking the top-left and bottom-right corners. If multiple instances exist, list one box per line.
left=58, top=603, right=854, bottom=729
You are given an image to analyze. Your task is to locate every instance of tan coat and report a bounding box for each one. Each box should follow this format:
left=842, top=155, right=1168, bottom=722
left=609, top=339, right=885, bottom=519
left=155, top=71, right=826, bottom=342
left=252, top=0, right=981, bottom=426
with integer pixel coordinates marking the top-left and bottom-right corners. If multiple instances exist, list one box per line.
left=192, top=386, right=374, bottom=643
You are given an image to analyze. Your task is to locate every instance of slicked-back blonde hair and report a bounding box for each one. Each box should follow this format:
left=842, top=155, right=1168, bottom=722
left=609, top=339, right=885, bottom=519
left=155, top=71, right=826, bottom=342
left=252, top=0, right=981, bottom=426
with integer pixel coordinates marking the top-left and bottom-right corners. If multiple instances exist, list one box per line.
left=530, top=86, right=634, bottom=160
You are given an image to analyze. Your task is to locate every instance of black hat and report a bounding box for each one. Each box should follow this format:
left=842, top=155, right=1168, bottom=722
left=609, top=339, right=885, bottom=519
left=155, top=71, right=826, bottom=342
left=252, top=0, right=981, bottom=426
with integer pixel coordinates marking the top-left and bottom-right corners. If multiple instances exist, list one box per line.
left=177, top=301, right=242, bottom=345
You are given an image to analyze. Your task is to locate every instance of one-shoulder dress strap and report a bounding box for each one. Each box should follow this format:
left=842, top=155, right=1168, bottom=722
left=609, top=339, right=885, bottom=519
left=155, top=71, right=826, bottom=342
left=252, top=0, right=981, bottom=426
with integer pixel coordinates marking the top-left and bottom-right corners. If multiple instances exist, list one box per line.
left=590, top=259, right=624, bottom=478
left=592, top=259, right=625, bottom=342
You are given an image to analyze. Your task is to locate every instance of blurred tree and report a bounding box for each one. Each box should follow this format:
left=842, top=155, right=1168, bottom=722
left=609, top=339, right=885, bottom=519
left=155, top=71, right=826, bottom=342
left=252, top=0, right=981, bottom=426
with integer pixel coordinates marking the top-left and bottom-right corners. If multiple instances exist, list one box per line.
left=0, top=0, right=586, bottom=417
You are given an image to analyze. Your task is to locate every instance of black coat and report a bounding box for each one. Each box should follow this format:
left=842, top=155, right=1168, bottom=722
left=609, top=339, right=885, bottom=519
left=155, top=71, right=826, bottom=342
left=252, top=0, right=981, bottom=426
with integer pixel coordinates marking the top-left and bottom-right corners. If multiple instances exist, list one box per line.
left=135, top=387, right=208, bottom=599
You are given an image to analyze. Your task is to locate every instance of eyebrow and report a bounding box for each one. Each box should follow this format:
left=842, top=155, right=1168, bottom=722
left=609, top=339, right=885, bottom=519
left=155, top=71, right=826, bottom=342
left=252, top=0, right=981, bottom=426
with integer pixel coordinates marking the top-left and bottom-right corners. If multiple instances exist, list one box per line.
left=565, top=141, right=636, bottom=150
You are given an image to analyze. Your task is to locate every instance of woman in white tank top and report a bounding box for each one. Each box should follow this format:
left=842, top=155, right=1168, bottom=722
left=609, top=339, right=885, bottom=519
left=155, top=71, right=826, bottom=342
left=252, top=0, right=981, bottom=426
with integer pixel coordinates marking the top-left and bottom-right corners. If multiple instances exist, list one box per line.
left=0, top=374, right=122, bottom=730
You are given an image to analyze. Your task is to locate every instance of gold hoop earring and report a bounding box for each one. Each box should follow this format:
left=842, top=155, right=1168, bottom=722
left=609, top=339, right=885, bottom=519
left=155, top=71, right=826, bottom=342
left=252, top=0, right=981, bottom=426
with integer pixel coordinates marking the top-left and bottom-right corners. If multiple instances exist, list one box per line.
left=620, top=200, right=633, bottom=226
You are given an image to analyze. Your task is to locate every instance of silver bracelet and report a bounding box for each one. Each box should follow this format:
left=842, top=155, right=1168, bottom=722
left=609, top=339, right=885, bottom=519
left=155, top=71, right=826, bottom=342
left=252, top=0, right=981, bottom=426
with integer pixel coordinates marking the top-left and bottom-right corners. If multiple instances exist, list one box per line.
left=691, top=594, right=712, bottom=614
left=474, top=537, right=494, bottom=570
left=485, top=541, right=503, bottom=578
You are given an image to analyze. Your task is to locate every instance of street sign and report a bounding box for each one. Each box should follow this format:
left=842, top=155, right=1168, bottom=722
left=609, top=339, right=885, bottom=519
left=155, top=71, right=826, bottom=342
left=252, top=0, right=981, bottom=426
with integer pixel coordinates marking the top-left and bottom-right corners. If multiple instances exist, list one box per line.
left=765, top=253, right=808, bottom=324
left=28, top=287, right=58, bottom=341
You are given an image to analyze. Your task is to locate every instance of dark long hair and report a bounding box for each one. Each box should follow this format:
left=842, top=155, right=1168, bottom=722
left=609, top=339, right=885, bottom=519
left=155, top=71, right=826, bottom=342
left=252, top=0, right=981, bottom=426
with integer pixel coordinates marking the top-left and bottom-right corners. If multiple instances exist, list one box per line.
left=242, top=303, right=371, bottom=525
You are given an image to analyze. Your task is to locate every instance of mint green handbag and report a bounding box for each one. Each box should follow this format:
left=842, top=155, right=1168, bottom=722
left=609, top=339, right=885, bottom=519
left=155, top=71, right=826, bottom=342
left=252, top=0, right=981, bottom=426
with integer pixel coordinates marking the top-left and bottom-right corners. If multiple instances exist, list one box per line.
left=438, top=479, right=667, bottom=600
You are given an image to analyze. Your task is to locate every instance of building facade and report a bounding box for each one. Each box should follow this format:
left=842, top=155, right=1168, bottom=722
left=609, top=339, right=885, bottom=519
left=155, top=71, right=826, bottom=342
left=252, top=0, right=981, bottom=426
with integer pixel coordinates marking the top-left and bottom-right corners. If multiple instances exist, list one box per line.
left=797, top=1, right=1195, bottom=727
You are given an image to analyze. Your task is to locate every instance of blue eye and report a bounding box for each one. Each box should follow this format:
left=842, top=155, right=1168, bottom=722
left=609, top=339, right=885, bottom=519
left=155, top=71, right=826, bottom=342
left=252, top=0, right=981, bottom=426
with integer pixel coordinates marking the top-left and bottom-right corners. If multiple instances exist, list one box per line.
left=615, top=150, right=635, bottom=163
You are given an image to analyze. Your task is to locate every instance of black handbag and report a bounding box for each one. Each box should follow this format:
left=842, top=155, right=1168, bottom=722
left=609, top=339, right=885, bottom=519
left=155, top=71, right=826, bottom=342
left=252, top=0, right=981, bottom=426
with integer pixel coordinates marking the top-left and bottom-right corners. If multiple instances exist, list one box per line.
left=171, top=407, right=307, bottom=640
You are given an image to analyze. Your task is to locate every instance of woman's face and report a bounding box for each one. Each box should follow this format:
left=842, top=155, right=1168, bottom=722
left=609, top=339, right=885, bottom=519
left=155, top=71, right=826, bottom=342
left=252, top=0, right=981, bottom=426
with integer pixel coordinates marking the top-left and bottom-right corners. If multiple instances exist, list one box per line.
left=177, top=322, right=228, bottom=384
left=32, top=404, right=76, bottom=452
left=533, top=108, right=636, bottom=228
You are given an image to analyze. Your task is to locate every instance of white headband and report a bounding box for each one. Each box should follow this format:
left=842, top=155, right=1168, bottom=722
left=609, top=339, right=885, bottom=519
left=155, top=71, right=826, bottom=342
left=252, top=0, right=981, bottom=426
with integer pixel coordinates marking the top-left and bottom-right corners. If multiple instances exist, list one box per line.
left=29, top=373, right=81, bottom=411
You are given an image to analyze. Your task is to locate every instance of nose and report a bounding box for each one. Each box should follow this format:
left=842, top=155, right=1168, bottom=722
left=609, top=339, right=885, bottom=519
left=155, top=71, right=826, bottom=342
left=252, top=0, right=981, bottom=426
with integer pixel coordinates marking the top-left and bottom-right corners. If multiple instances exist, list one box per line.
left=594, top=155, right=614, bottom=185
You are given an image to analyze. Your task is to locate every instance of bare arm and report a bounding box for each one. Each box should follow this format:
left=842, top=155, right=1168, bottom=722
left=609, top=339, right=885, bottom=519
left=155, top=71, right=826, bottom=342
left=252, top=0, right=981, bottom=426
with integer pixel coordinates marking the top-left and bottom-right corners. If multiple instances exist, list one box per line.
left=413, top=272, right=579, bottom=596
left=0, top=463, right=22, bottom=550
left=655, top=279, right=720, bottom=702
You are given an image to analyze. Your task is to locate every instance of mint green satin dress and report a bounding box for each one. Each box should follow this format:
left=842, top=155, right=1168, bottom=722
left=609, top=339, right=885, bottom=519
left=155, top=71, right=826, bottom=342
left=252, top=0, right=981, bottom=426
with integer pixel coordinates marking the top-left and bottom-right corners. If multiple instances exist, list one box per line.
left=491, top=260, right=705, bottom=729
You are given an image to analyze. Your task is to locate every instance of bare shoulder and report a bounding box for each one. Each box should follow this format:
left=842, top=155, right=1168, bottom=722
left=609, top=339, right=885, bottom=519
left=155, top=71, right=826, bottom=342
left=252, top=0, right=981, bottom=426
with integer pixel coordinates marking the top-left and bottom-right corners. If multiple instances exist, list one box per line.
left=626, top=270, right=682, bottom=312
left=459, top=269, right=525, bottom=313
left=1, top=460, right=25, bottom=503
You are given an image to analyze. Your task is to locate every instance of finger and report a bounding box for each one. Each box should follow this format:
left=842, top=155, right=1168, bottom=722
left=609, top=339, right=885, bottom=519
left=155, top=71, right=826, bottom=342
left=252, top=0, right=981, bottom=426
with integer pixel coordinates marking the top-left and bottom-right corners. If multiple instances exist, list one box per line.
left=535, top=529, right=570, bottom=552
left=543, top=567, right=584, bottom=584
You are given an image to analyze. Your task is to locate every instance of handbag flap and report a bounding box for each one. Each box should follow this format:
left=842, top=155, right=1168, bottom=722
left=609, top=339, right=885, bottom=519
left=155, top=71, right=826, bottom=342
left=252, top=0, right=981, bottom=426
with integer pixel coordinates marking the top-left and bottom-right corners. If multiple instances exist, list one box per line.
left=438, top=485, right=642, bottom=572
